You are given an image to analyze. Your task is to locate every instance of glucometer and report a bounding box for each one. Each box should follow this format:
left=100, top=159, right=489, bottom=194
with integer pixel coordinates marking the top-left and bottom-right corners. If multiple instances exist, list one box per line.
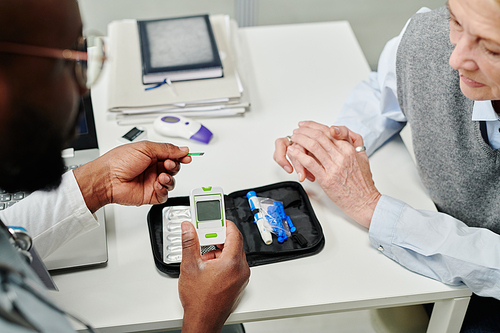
left=190, top=186, right=226, bottom=246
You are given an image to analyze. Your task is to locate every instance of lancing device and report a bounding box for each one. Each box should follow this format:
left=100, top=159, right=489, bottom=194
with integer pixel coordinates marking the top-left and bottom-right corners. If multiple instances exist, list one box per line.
left=246, top=191, right=273, bottom=245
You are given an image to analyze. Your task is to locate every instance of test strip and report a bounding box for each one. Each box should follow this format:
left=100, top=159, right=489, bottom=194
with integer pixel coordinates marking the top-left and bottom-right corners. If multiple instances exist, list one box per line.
left=187, top=152, right=205, bottom=156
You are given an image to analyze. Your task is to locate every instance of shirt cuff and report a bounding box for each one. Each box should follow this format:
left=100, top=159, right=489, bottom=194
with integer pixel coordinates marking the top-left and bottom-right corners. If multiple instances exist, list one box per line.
left=368, top=195, right=406, bottom=261
left=33, top=170, right=98, bottom=239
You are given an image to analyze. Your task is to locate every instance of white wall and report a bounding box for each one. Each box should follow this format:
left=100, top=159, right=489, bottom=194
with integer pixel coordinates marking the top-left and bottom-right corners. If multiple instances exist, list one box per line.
left=78, top=0, right=446, bottom=70
left=78, top=0, right=235, bottom=36
left=257, top=0, right=446, bottom=69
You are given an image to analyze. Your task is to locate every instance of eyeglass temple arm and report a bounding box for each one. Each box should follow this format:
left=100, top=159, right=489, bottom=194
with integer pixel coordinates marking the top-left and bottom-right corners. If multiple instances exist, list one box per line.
left=0, top=41, right=88, bottom=61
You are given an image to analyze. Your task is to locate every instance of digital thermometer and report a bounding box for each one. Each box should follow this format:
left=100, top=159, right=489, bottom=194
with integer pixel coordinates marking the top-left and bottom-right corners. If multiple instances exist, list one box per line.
left=190, top=186, right=226, bottom=246
left=154, top=115, right=213, bottom=144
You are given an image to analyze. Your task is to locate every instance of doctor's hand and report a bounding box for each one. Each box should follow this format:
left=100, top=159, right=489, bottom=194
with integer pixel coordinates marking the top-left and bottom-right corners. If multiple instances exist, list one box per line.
left=179, top=221, right=250, bottom=333
left=73, top=141, right=191, bottom=213
left=288, top=124, right=381, bottom=228
left=274, top=121, right=334, bottom=182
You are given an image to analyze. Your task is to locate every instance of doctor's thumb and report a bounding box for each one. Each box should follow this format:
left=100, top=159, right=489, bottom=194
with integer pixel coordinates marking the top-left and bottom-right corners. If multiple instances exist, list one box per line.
left=181, top=221, right=201, bottom=264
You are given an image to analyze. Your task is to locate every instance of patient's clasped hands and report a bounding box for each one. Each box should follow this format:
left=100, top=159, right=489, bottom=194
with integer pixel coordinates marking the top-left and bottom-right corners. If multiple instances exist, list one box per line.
left=274, top=121, right=381, bottom=228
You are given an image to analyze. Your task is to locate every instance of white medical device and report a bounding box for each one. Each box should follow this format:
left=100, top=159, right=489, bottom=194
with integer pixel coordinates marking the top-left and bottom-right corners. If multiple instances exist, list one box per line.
left=154, top=115, right=213, bottom=144
left=189, top=186, right=226, bottom=246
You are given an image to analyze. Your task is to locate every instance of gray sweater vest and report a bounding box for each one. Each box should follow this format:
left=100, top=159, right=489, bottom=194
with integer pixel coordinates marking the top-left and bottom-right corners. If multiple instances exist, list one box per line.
left=396, top=7, right=500, bottom=233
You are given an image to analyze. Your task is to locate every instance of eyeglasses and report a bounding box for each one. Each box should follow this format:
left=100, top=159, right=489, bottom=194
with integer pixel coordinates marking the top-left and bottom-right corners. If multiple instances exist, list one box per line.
left=0, top=36, right=106, bottom=89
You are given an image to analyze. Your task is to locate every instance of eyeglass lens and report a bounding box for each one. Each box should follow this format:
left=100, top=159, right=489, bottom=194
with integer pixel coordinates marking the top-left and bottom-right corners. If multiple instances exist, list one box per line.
left=76, top=36, right=105, bottom=89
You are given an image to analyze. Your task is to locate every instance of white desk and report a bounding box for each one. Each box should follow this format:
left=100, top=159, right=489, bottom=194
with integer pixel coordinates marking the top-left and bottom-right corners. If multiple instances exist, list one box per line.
left=49, top=21, right=471, bottom=332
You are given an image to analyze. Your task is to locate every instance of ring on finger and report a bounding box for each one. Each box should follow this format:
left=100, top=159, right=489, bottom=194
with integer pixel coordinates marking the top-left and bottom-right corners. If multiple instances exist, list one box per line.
left=355, top=145, right=366, bottom=153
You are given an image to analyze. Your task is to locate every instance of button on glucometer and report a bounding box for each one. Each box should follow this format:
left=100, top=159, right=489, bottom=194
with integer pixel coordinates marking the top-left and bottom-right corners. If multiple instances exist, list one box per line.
left=205, top=233, right=218, bottom=238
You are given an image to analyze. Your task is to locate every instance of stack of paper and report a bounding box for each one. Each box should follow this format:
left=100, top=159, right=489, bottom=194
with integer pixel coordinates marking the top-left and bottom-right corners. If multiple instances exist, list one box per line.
left=106, top=15, right=250, bottom=124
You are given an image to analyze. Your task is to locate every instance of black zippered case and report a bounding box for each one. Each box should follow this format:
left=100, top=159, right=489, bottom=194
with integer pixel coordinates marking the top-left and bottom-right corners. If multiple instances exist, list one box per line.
left=147, top=181, right=325, bottom=276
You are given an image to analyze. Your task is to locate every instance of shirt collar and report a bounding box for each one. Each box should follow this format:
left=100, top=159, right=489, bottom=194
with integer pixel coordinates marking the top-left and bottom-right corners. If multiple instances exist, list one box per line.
left=472, top=100, right=498, bottom=121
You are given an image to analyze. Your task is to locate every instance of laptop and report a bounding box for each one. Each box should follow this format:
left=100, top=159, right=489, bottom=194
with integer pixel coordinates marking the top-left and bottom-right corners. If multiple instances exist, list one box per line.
left=42, top=92, right=108, bottom=271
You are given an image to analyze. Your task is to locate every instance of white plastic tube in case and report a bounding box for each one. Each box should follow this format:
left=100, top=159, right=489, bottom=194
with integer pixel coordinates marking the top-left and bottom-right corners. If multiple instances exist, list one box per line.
left=246, top=191, right=273, bottom=245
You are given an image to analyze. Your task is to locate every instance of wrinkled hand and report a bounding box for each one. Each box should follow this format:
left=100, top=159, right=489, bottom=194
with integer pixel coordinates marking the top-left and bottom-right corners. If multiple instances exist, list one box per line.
left=73, top=141, right=191, bottom=213
left=274, top=121, right=334, bottom=182
left=287, top=122, right=381, bottom=228
left=179, top=221, right=250, bottom=333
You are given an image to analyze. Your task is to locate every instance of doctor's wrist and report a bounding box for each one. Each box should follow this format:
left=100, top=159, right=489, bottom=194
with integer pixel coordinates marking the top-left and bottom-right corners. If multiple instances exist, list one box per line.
left=181, top=310, right=226, bottom=333
left=73, top=161, right=111, bottom=214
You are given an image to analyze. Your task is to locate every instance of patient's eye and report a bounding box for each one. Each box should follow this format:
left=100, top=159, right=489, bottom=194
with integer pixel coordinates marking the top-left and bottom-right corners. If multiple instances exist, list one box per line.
left=483, top=45, right=500, bottom=57
left=450, top=17, right=462, bottom=29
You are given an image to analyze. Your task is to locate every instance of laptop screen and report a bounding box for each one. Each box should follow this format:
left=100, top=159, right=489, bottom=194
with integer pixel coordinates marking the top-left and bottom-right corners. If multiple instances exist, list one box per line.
left=76, top=108, right=88, bottom=136
left=66, top=93, right=99, bottom=151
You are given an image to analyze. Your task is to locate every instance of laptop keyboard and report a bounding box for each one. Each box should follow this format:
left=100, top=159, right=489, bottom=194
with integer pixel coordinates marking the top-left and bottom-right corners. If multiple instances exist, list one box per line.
left=0, top=190, right=29, bottom=210
left=0, top=164, right=82, bottom=211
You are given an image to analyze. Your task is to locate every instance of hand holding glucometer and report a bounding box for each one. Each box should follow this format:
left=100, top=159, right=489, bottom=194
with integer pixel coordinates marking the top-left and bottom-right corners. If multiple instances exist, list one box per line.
left=189, top=186, right=226, bottom=246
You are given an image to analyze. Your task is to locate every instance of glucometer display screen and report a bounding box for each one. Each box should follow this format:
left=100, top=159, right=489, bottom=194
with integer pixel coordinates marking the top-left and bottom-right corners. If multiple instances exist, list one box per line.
left=196, top=200, right=221, bottom=221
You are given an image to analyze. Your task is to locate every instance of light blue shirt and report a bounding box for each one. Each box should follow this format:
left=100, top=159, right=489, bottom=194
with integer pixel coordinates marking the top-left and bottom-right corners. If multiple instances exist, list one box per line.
left=335, top=8, right=500, bottom=298
left=472, top=100, right=500, bottom=149
left=371, top=195, right=500, bottom=299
